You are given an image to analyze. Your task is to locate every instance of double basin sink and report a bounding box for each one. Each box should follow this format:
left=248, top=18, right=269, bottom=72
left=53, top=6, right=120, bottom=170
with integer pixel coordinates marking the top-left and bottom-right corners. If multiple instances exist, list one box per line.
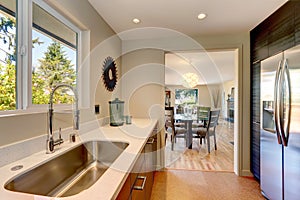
left=4, top=140, right=129, bottom=197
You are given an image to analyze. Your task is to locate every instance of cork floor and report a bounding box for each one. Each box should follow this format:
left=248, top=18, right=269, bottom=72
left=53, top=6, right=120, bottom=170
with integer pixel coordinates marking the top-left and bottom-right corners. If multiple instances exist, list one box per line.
left=157, top=119, right=264, bottom=199
left=150, top=169, right=265, bottom=200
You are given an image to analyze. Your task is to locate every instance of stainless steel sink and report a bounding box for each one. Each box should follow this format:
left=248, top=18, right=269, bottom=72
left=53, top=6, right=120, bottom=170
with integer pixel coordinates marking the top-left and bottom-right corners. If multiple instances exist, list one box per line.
left=4, top=140, right=129, bottom=197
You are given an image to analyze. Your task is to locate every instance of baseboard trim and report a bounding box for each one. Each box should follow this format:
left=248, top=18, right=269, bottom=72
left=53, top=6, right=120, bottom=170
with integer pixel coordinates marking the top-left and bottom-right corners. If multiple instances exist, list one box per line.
left=240, top=169, right=253, bottom=177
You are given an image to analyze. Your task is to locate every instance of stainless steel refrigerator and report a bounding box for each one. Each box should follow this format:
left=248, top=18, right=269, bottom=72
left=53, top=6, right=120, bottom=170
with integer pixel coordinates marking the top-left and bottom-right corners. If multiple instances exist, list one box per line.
left=261, top=45, right=300, bottom=200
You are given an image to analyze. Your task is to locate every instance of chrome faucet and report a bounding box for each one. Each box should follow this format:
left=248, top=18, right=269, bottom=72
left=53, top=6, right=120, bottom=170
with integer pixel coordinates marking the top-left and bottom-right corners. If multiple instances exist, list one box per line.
left=46, top=84, right=80, bottom=153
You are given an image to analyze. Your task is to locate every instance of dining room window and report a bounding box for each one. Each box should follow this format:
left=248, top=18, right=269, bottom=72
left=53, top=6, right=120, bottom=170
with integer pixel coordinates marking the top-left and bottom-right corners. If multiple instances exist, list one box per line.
left=175, top=89, right=198, bottom=105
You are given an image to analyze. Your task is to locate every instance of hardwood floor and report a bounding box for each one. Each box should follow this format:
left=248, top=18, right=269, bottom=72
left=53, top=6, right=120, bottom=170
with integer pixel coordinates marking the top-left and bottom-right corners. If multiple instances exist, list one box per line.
left=165, top=118, right=234, bottom=171
left=150, top=169, right=265, bottom=200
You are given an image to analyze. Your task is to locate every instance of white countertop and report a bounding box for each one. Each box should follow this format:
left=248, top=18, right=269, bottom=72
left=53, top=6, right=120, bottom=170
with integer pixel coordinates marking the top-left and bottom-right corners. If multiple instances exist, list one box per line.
left=0, top=118, right=158, bottom=200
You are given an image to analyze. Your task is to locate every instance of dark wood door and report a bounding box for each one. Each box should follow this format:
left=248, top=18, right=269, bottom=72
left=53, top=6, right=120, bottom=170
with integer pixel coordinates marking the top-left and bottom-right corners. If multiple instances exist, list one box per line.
left=295, top=2, right=300, bottom=45
left=250, top=62, right=261, bottom=180
left=267, top=2, right=295, bottom=56
left=251, top=22, right=269, bottom=63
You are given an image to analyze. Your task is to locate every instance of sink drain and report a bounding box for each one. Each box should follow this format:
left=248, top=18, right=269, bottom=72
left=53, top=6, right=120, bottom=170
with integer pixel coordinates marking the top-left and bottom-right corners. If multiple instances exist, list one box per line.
left=11, top=165, right=23, bottom=171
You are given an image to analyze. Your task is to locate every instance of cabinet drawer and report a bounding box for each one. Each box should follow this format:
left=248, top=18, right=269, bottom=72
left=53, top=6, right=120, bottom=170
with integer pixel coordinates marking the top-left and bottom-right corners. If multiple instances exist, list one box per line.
left=131, top=175, right=147, bottom=200
left=130, top=149, right=145, bottom=189
left=116, top=133, right=156, bottom=200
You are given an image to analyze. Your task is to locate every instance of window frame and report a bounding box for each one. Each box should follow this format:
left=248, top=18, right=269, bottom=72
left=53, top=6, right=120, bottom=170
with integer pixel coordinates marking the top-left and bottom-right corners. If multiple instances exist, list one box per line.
left=0, top=0, right=89, bottom=115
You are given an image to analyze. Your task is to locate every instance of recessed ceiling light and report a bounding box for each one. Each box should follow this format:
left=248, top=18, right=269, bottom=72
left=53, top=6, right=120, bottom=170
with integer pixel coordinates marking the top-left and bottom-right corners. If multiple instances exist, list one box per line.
left=197, top=13, right=207, bottom=20
left=132, top=18, right=141, bottom=24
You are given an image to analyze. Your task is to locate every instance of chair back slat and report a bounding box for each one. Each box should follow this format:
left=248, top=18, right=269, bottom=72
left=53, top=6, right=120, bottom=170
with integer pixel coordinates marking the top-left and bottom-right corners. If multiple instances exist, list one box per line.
left=196, top=106, right=211, bottom=123
left=165, top=107, right=175, bottom=131
left=207, top=110, right=220, bottom=129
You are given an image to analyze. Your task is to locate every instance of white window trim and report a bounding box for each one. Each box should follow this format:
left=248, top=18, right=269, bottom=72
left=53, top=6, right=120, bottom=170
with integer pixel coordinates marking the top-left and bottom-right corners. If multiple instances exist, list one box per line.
left=17, top=0, right=31, bottom=110
left=0, top=0, right=90, bottom=115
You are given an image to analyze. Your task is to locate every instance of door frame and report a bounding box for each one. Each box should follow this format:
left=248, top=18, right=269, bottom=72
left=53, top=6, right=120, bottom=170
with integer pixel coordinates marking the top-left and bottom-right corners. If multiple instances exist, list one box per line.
left=163, top=47, right=247, bottom=176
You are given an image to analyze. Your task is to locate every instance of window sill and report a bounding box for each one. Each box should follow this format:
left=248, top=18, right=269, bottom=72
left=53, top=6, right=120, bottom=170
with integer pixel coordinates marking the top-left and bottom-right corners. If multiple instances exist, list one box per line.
left=0, top=104, right=76, bottom=118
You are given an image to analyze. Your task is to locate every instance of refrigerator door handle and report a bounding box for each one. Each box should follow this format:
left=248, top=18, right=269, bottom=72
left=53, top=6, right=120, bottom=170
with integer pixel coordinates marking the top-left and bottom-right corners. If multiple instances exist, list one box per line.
left=279, top=59, right=292, bottom=147
left=274, top=60, right=283, bottom=144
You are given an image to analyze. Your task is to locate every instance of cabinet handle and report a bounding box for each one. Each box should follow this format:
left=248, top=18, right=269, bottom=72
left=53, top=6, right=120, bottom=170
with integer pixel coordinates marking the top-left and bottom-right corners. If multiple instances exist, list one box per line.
left=147, top=138, right=155, bottom=144
left=133, top=176, right=147, bottom=190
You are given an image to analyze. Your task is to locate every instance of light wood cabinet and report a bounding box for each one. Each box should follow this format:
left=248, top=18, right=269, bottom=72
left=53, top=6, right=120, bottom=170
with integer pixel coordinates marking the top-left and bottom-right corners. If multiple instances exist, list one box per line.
left=143, top=136, right=156, bottom=200
left=131, top=135, right=156, bottom=200
left=116, top=128, right=157, bottom=200
left=116, top=175, right=131, bottom=200
left=131, top=146, right=145, bottom=200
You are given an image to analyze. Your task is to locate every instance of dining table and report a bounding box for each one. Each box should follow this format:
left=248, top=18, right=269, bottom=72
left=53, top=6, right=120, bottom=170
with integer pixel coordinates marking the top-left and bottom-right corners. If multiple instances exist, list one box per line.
left=174, top=114, right=197, bottom=149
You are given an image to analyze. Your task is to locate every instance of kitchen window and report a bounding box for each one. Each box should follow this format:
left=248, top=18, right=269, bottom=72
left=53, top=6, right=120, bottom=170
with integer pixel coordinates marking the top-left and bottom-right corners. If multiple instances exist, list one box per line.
left=0, top=0, right=83, bottom=112
left=0, top=0, right=17, bottom=111
left=31, top=2, right=77, bottom=105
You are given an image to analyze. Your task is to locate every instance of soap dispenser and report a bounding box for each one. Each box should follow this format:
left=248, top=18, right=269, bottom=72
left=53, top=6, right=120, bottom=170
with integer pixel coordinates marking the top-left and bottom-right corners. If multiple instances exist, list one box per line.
left=109, top=98, right=124, bottom=126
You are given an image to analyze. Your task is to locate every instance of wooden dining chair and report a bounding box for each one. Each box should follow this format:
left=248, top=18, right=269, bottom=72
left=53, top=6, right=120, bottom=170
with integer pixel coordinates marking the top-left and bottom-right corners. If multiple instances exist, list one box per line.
left=173, top=105, right=185, bottom=128
left=192, top=106, right=211, bottom=128
left=193, top=109, right=220, bottom=153
left=165, top=107, right=187, bottom=150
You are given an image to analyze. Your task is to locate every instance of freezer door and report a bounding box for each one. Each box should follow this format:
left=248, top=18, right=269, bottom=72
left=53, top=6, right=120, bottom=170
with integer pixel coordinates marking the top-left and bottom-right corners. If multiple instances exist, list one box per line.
left=260, top=53, right=284, bottom=200
left=260, top=129, right=283, bottom=200
left=283, top=45, right=300, bottom=200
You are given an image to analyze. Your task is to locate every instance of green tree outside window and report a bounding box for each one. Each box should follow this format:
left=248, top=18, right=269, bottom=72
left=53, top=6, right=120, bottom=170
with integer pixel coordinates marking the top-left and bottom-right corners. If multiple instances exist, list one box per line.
left=0, top=13, right=76, bottom=110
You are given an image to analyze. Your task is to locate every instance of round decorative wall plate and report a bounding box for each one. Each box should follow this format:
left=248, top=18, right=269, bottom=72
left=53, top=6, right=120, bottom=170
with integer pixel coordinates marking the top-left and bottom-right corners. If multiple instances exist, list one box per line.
left=102, top=56, right=117, bottom=92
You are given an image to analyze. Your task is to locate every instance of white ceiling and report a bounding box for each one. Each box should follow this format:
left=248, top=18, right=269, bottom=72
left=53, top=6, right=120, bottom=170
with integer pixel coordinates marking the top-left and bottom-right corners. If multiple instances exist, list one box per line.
left=88, top=0, right=287, bottom=86
left=88, top=0, right=287, bottom=37
left=165, top=50, right=236, bottom=85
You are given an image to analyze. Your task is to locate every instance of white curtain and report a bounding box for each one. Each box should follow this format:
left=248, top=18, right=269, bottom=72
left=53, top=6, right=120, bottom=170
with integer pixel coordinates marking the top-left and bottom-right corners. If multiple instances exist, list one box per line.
left=209, top=84, right=222, bottom=109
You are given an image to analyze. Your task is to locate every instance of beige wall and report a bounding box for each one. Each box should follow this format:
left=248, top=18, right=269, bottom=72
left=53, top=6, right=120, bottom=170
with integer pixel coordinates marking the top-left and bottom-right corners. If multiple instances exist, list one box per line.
left=120, top=49, right=165, bottom=119
left=0, top=0, right=121, bottom=147
left=119, top=49, right=166, bottom=161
